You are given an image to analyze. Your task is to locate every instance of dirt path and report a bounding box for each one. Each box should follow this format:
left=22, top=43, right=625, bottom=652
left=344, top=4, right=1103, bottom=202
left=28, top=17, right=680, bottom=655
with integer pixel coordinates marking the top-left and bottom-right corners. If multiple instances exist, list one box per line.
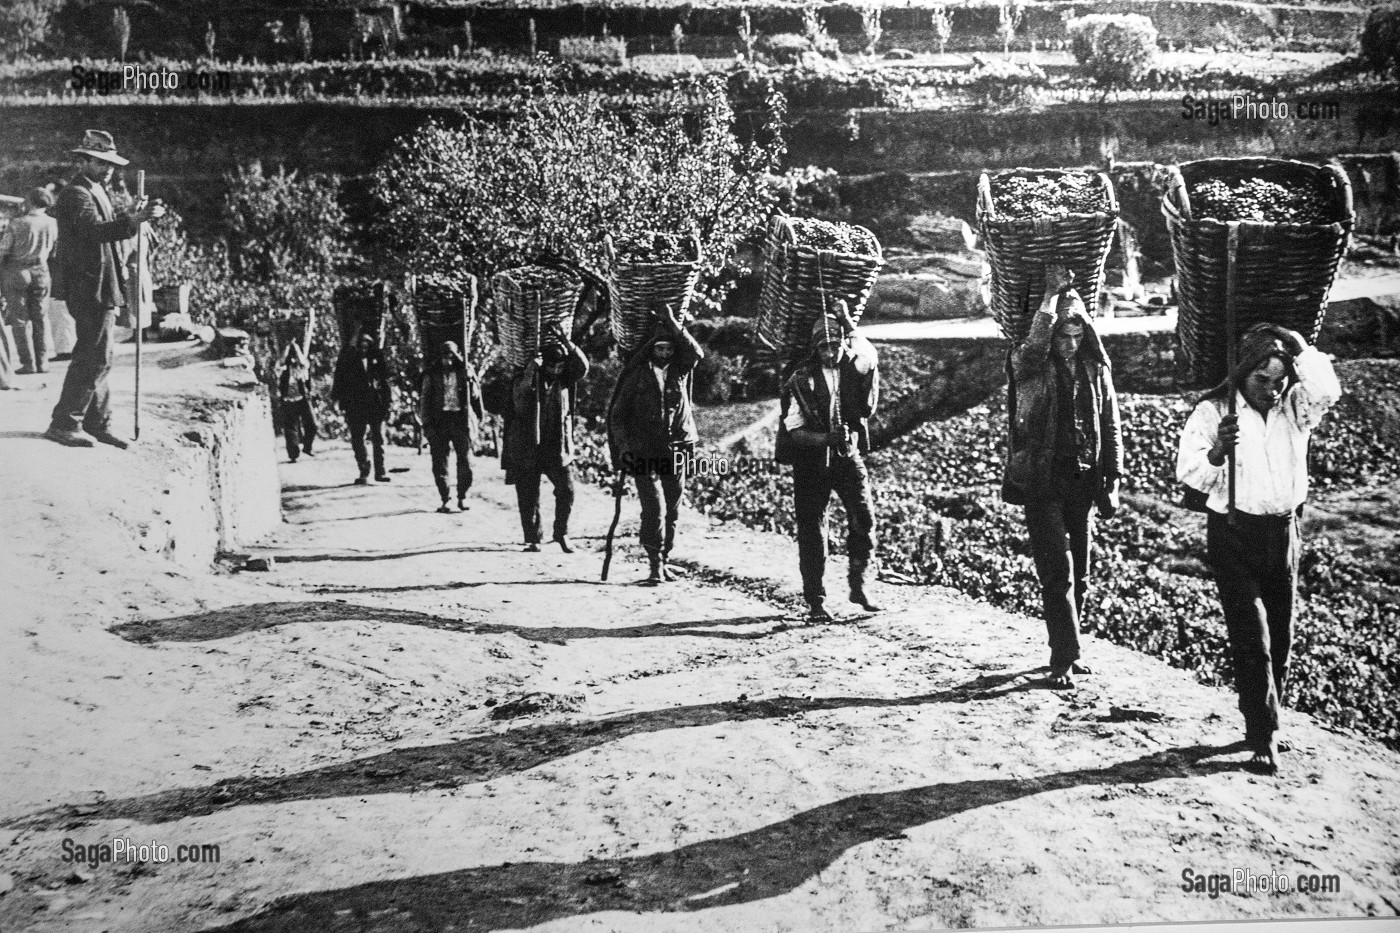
left=2, top=372, right=1399, bottom=931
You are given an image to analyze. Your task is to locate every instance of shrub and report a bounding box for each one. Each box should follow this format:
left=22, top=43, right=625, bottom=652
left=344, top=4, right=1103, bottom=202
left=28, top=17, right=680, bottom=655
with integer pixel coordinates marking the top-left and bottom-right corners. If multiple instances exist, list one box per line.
left=760, top=32, right=813, bottom=66
left=559, top=36, right=626, bottom=66
left=694, top=353, right=740, bottom=405
left=1360, top=5, right=1400, bottom=71
left=222, top=161, right=349, bottom=284
left=372, top=79, right=784, bottom=334
left=0, top=0, right=62, bottom=60
left=1069, top=14, right=1159, bottom=89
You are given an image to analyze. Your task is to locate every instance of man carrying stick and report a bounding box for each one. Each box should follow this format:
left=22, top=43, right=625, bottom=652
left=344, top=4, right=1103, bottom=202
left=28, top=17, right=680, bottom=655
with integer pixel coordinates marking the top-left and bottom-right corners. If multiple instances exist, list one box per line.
left=1177, top=323, right=1340, bottom=775
left=776, top=300, right=882, bottom=622
left=45, top=130, right=163, bottom=448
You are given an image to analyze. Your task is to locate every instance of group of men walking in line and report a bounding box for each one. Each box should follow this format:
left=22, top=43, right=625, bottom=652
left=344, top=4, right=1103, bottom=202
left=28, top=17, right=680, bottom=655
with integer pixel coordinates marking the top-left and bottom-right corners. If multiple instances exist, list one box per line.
left=27, top=127, right=1339, bottom=777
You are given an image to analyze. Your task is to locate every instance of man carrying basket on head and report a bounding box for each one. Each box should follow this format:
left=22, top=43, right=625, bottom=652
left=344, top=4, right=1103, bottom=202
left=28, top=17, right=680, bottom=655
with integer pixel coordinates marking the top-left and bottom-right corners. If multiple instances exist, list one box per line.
left=1176, top=323, right=1340, bottom=775
left=420, top=340, right=484, bottom=514
left=776, top=300, right=882, bottom=623
left=607, top=305, right=703, bottom=585
left=1002, top=265, right=1123, bottom=690
left=483, top=321, right=588, bottom=550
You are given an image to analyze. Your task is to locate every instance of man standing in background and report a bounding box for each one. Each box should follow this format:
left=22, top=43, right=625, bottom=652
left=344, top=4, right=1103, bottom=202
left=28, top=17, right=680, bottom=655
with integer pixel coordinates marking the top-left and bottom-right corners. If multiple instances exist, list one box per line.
left=0, top=188, right=57, bottom=376
left=46, top=130, right=162, bottom=449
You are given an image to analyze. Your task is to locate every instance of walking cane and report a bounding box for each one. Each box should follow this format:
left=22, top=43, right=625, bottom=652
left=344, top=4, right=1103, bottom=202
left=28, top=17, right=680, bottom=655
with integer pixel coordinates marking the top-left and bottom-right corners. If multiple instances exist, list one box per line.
left=132, top=170, right=146, bottom=440
left=1224, top=222, right=1241, bottom=526
left=601, top=471, right=625, bottom=581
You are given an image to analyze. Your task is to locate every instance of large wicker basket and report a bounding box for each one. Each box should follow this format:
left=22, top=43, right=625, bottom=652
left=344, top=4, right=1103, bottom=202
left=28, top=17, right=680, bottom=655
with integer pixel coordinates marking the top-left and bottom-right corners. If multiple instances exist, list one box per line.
left=1163, top=157, right=1353, bottom=387
left=412, top=274, right=476, bottom=362
left=754, top=215, right=884, bottom=362
left=977, top=169, right=1119, bottom=345
left=606, top=229, right=702, bottom=355
left=493, top=265, right=580, bottom=369
left=333, top=280, right=391, bottom=346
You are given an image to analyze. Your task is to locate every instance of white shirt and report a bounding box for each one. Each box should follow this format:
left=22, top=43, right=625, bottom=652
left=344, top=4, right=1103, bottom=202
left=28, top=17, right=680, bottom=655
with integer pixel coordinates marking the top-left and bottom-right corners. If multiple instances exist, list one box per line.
left=1176, top=346, right=1341, bottom=516
left=651, top=363, right=668, bottom=395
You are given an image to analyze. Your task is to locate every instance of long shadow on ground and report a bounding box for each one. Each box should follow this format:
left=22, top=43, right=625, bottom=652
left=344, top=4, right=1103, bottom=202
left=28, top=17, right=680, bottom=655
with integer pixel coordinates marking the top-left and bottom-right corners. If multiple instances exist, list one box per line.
left=205, top=745, right=1243, bottom=933
left=109, top=601, right=791, bottom=645
left=4, top=686, right=1038, bottom=831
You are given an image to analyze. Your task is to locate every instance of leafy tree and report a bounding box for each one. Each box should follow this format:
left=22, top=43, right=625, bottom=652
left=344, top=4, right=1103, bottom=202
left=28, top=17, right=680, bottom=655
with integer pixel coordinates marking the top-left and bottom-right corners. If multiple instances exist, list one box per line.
left=222, top=161, right=349, bottom=289
left=0, top=0, right=62, bottom=60
left=1069, top=14, right=1160, bottom=89
left=371, top=78, right=785, bottom=328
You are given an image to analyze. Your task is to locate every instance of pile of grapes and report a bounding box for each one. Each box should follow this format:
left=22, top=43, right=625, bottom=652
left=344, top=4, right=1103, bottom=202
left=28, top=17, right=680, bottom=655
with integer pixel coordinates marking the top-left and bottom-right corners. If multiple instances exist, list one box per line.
left=1189, top=177, right=1331, bottom=224
left=991, top=172, right=1108, bottom=219
left=612, top=232, right=694, bottom=264
left=789, top=218, right=880, bottom=256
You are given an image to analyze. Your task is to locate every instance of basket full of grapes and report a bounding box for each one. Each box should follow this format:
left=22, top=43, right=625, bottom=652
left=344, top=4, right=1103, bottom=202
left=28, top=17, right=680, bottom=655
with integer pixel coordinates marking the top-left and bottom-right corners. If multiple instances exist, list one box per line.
left=754, top=215, right=884, bottom=363
left=333, top=279, right=395, bottom=347
left=976, top=169, right=1119, bottom=345
left=605, top=229, right=702, bottom=356
left=411, top=274, right=477, bottom=362
left=492, top=265, right=581, bottom=370
left=1162, top=157, right=1354, bottom=387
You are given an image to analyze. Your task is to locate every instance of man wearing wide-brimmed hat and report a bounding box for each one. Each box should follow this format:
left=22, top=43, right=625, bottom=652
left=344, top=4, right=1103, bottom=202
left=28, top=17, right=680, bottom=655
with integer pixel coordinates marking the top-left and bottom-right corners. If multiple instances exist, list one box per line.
left=775, top=300, right=882, bottom=622
left=45, top=129, right=163, bottom=449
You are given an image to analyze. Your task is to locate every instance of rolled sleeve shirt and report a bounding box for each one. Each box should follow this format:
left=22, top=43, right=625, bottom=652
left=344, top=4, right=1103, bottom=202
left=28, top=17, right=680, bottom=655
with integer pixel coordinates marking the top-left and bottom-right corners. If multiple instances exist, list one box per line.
left=1176, top=347, right=1342, bottom=516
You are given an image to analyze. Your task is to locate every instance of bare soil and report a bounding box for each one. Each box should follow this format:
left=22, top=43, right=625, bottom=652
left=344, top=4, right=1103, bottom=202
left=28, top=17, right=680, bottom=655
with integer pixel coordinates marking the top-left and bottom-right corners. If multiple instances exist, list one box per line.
left=1, top=350, right=1398, bottom=932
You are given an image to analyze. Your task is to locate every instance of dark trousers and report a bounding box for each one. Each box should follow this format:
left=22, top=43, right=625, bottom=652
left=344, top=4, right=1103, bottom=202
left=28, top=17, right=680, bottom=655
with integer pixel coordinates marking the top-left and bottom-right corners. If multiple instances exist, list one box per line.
left=3, top=265, right=50, bottom=370
left=515, top=459, right=575, bottom=543
left=793, top=453, right=875, bottom=603
left=282, top=398, right=317, bottom=460
left=345, top=413, right=386, bottom=478
left=1207, top=510, right=1298, bottom=746
left=635, top=469, right=684, bottom=560
left=425, top=414, right=473, bottom=501
left=49, top=303, right=114, bottom=434
left=1024, top=471, right=1096, bottom=669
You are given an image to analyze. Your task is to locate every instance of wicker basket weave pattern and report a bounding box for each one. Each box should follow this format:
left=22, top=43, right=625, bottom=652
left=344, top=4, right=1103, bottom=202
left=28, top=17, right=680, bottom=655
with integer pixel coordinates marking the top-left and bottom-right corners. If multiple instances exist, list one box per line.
left=493, top=265, right=580, bottom=370
left=977, top=169, right=1119, bottom=346
left=754, top=215, right=884, bottom=362
left=413, top=275, right=473, bottom=360
left=333, top=281, right=391, bottom=346
left=1163, top=158, right=1354, bottom=387
left=606, top=231, right=702, bottom=354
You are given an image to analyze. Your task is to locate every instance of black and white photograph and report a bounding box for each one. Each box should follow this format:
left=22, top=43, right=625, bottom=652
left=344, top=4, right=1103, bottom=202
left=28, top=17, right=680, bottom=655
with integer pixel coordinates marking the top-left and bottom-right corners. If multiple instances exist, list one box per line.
left=0, top=0, right=1398, bottom=929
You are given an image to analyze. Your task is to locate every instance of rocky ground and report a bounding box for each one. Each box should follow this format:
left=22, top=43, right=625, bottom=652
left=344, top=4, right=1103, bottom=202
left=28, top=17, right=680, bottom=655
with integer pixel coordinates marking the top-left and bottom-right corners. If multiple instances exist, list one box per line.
left=1, top=350, right=1399, bottom=932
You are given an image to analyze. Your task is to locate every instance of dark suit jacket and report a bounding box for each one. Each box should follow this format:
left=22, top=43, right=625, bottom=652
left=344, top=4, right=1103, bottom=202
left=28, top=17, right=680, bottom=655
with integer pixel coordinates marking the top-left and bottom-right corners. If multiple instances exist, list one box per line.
left=1001, top=310, right=1123, bottom=506
left=775, top=336, right=880, bottom=465
left=51, top=175, right=138, bottom=312
left=331, top=348, right=392, bottom=422
left=482, top=345, right=588, bottom=482
left=606, top=331, right=703, bottom=472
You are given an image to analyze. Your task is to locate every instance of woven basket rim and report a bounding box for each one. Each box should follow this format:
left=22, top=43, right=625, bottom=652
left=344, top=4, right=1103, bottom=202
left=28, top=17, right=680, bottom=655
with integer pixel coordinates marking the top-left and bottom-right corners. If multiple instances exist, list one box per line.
left=1163, top=157, right=1353, bottom=224
left=773, top=214, right=884, bottom=261
left=978, top=169, right=1120, bottom=224
left=492, top=264, right=579, bottom=291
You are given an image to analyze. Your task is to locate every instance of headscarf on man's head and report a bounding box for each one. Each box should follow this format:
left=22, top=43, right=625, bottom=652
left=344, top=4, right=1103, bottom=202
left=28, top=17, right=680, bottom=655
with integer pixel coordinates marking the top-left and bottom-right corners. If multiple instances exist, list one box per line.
left=1200, top=323, right=1297, bottom=402
left=1050, top=291, right=1108, bottom=366
left=541, top=341, right=567, bottom=367
left=809, top=314, right=844, bottom=353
